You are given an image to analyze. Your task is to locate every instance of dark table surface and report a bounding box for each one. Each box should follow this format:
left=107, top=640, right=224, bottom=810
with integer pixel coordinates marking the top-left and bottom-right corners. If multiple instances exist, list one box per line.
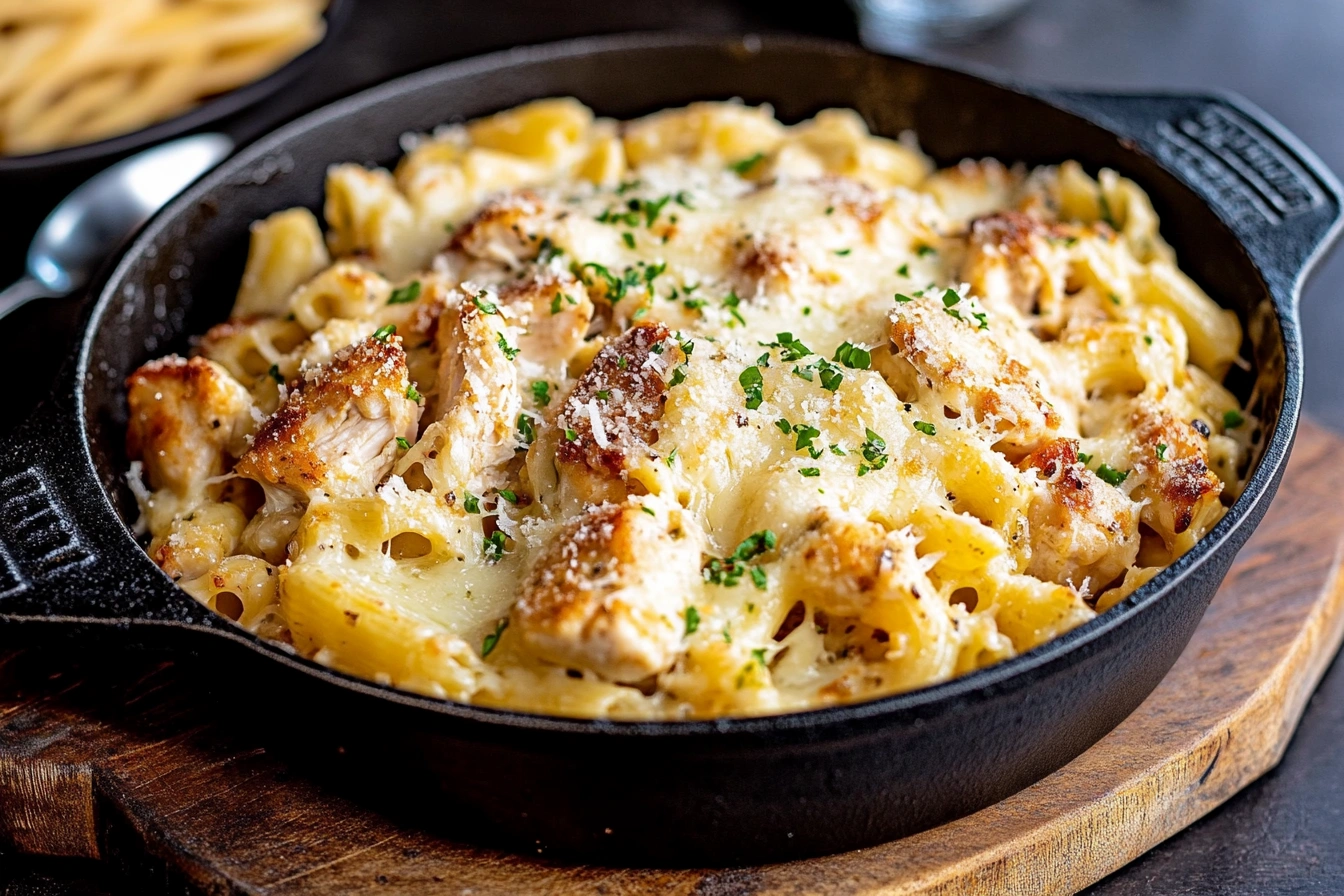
left=3, top=1, right=1343, bottom=893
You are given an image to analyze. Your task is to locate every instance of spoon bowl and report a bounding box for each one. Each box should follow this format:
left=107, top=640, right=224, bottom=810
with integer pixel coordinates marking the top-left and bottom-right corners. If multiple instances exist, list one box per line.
left=1, top=133, right=233, bottom=317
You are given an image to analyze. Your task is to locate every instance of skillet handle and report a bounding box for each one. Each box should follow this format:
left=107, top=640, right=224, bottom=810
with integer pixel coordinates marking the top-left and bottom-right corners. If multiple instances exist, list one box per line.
left=1042, top=89, right=1344, bottom=305
left=0, top=387, right=212, bottom=631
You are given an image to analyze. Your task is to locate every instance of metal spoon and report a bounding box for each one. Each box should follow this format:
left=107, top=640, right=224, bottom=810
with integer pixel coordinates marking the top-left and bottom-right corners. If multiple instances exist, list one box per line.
left=0, top=133, right=233, bottom=320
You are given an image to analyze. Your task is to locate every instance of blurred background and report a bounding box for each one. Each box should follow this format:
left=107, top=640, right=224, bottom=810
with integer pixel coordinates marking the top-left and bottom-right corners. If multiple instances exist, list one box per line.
left=3, top=0, right=1342, bottom=893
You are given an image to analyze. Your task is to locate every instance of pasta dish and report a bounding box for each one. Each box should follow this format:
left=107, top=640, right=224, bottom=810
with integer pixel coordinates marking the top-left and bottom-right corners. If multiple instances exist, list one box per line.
left=123, top=99, right=1255, bottom=719
left=0, top=0, right=326, bottom=156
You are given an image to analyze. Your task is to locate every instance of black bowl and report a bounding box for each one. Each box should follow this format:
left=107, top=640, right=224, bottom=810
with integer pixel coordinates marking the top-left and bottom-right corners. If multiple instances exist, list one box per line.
left=0, top=34, right=1339, bottom=866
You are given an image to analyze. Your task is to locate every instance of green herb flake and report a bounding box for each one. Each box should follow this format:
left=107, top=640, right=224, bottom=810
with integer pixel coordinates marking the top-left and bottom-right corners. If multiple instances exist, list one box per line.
left=684, top=606, right=700, bottom=635
left=463, top=492, right=481, bottom=514
left=774, top=418, right=793, bottom=435
left=833, top=248, right=852, bottom=257
left=674, top=190, right=696, bottom=209
left=723, top=289, right=746, bottom=326
left=1077, top=451, right=1093, bottom=465
left=622, top=231, right=636, bottom=249
left=942, top=289, right=961, bottom=308
left=483, top=530, right=508, bottom=562
left=531, top=381, right=551, bottom=406
left=739, top=365, right=764, bottom=410
left=669, top=363, right=690, bottom=387
left=750, top=567, right=768, bottom=590
left=1096, top=463, right=1129, bottom=486
left=1223, top=409, right=1246, bottom=429
left=861, top=428, right=889, bottom=470
left=641, top=506, right=657, bottom=517
left=1156, top=443, right=1168, bottom=461
left=916, top=244, right=938, bottom=257
left=729, top=151, right=766, bottom=175
left=897, top=263, right=910, bottom=277
left=913, top=420, right=937, bottom=437
left=723, top=626, right=733, bottom=644
left=1098, top=190, right=1119, bottom=229
left=268, top=364, right=284, bottom=385
left=829, top=444, right=846, bottom=456
left=372, top=324, right=397, bottom=342
left=396, top=436, right=411, bottom=451
left=472, top=292, right=499, bottom=314
left=498, top=489, right=518, bottom=504
left=481, top=618, right=508, bottom=657
left=537, top=237, right=562, bottom=263
left=833, top=341, right=871, bottom=370
left=894, top=293, right=914, bottom=303
left=388, top=280, right=422, bottom=305
left=751, top=647, right=768, bottom=667
left=702, top=530, right=777, bottom=588
left=761, top=332, right=812, bottom=361
left=798, top=467, right=821, bottom=478
left=406, top=383, right=422, bottom=402
left=564, top=428, right=578, bottom=442
left=516, top=414, right=535, bottom=445
left=666, top=446, right=679, bottom=467
left=496, top=333, right=520, bottom=360
left=643, top=195, right=671, bottom=227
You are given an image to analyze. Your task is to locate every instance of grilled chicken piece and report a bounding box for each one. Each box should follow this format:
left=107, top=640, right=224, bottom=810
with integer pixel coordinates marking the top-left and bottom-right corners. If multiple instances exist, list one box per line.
left=1118, top=399, right=1224, bottom=549
left=782, top=510, right=933, bottom=631
left=148, top=501, right=247, bottom=582
left=555, top=322, right=685, bottom=505
left=512, top=498, right=703, bottom=682
left=1019, top=438, right=1140, bottom=589
left=126, top=355, right=253, bottom=501
left=448, top=189, right=557, bottom=268
left=877, top=299, right=1062, bottom=459
left=495, top=271, right=595, bottom=367
left=235, top=335, right=421, bottom=504
left=409, top=292, right=523, bottom=494
left=961, top=211, right=1071, bottom=321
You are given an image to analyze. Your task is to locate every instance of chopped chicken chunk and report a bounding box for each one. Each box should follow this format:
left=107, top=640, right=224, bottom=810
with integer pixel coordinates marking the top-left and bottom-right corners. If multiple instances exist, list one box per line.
left=495, top=271, right=595, bottom=366
left=878, top=299, right=1062, bottom=459
left=448, top=189, right=557, bottom=267
left=1019, top=438, right=1140, bottom=589
left=555, top=322, right=684, bottom=505
left=1119, top=399, right=1224, bottom=548
left=126, top=355, right=253, bottom=500
left=513, top=498, right=703, bottom=682
left=235, top=335, right=421, bottom=504
left=961, top=211, right=1072, bottom=322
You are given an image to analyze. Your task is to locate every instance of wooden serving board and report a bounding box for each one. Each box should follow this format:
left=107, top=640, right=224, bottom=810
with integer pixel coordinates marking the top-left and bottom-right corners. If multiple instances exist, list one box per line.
left=2, top=420, right=1343, bottom=896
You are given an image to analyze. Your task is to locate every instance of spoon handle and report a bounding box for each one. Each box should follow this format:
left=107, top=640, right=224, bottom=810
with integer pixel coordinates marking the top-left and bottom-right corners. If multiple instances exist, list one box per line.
left=0, top=277, right=56, bottom=322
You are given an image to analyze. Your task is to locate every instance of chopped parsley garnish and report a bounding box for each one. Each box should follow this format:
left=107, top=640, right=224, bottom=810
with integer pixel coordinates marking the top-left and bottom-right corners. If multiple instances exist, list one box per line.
left=406, top=383, right=422, bottom=402
left=894, top=293, right=914, bottom=303
left=268, top=364, right=284, bottom=385
left=674, top=190, right=696, bottom=209
left=666, top=446, right=679, bottom=467
left=683, top=297, right=708, bottom=311
left=483, top=530, right=508, bottom=562
left=915, top=244, right=938, bottom=257
left=641, top=506, right=657, bottom=517
left=1108, top=292, right=1122, bottom=306
left=1156, top=443, right=1168, bottom=461
left=723, top=290, right=746, bottom=326
left=578, top=261, right=626, bottom=300
left=684, top=606, right=700, bottom=635
left=793, top=424, right=822, bottom=457
left=897, top=263, right=910, bottom=277
left=496, top=333, right=520, bottom=360
left=1096, top=463, right=1129, bottom=486
left=531, top=381, right=551, bottom=406
left=471, top=292, right=498, bottom=314
left=816, top=359, right=844, bottom=392
left=761, top=332, right=812, bottom=361
left=1223, top=409, right=1245, bottom=429
left=669, top=363, right=690, bottom=387
left=739, top=365, right=764, bottom=409
left=729, top=151, right=766, bottom=175
left=825, top=205, right=835, bottom=215
left=481, top=618, right=508, bottom=657
left=798, top=467, right=821, bottom=478
left=1144, top=335, right=1154, bottom=345
left=1077, top=451, right=1093, bottom=465
left=388, top=280, right=422, bottom=305
left=372, top=324, right=396, bottom=342
left=702, top=530, right=777, bottom=588
left=622, top=231, right=636, bottom=249
left=617, top=355, right=628, bottom=370
left=833, top=248, right=851, bottom=256
left=972, top=310, right=990, bottom=330
left=833, top=342, right=871, bottom=370
left=537, top=237, right=562, bottom=263
left=1098, top=190, right=1119, bottom=229
left=723, top=626, right=733, bottom=644
left=913, top=420, right=937, bottom=436
left=643, top=195, right=671, bottom=227
left=564, top=428, right=578, bottom=441
left=516, top=413, right=535, bottom=445
left=643, top=261, right=667, bottom=288
left=596, top=389, right=611, bottom=400
left=860, top=428, right=889, bottom=472
left=463, top=492, right=481, bottom=514
left=751, top=647, right=768, bottom=666
left=498, top=489, right=518, bottom=503
left=774, top=417, right=793, bottom=435
left=750, top=567, right=768, bottom=590
left=396, top=437, right=411, bottom=451
left=550, top=292, right=578, bottom=315
left=829, top=444, right=847, bottom=456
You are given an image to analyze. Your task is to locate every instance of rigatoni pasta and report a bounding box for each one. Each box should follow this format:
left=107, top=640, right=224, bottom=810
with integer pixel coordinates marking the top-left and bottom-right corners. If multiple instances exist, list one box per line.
left=122, top=99, right=1256, bottom=719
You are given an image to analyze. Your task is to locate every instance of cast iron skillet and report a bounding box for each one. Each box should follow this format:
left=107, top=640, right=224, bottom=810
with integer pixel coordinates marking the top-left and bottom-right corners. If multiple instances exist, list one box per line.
left=0, top=34, right=1339, bottom=866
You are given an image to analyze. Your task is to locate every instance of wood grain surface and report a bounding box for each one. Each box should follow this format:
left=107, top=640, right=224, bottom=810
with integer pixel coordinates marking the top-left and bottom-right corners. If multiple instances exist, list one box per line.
left=1, top=419, right=1341, bottom=896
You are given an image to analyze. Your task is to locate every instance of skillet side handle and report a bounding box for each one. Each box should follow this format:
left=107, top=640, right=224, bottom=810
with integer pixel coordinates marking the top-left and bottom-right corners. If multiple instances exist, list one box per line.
left=1044, top=90, right=1344, bottom=305
left=0, top=392, right=197, bottom=629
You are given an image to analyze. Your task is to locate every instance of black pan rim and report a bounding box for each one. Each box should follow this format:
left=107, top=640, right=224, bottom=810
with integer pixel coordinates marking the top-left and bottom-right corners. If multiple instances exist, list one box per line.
left=76, top=31, right=1309, bottom=738
left=0, top=0, right=353, bottom=174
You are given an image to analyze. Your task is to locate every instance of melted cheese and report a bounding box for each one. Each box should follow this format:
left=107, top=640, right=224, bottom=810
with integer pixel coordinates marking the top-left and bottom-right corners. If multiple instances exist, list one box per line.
left=124, top=99, right=1255, bottom=719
